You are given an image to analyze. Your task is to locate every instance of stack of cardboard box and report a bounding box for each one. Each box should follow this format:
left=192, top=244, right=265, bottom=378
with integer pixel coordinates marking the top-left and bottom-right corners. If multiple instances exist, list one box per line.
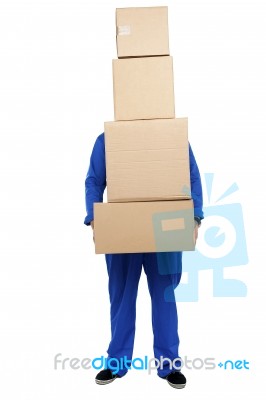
left=94, top=6, right=195, bottom=254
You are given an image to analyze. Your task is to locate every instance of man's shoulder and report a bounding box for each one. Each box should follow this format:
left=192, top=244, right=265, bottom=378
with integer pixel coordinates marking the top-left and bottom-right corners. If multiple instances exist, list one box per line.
left=94, top=132, right=105, bottom=149
left=98, top=132, right=104, bottom=140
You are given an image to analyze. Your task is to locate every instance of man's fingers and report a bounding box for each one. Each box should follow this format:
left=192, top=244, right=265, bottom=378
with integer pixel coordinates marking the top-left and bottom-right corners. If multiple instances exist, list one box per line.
left=194, top=226, right=198, bottom=243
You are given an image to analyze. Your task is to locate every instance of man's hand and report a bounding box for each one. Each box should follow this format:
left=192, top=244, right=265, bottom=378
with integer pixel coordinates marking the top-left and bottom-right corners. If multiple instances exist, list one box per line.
left=194, top=223, right=199, bottom=243
left=194, top=217, right=201, bottom=244
left=90, top=220, right=95, bottom=242
left=194, top=218, right=201, bottom=244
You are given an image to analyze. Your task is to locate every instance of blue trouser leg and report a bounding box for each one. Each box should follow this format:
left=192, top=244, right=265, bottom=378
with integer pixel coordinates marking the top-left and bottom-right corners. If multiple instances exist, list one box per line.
left=105, top=253, right=143, bottom=377
left=104, top=251, right=182, bottom=378
left=143, top=252, right=182, bottom=378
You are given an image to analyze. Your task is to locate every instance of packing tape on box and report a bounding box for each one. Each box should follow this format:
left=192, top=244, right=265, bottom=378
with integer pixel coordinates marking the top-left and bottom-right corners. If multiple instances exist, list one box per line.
left=117, top=25, right=131, bottom=35
left=161, top=218, right=185, bottom=232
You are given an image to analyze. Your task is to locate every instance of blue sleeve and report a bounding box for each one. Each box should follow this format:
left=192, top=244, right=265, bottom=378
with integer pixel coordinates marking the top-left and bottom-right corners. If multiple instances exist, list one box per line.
left=84, top=133, right=106, bottom=225
left=189, top=143, right=204, bottom=220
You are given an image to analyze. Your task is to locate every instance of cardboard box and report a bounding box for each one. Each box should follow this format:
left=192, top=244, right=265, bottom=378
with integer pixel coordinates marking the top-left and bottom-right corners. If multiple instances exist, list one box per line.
left=104, top=118, right=191, bottom=202
left=113, top=56, right=175, bottom=121
left=94, top=200, right=195, bottom=254
left=116, top=6, right=169, bottom=58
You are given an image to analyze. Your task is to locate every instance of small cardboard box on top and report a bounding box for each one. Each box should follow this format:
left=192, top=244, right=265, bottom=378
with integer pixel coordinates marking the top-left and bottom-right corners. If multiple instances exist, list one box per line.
left=94, top=199, right=195, bottom=254
left=104, top=118, right=191, bottom=202
left=116, top=6, right=170, bottom=58
left=113, top=56, right=175, bottom=121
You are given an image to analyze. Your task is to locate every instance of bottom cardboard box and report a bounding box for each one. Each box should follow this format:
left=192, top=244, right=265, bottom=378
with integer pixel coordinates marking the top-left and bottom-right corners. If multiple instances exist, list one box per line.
left=94, top=200, right=195, bottom=254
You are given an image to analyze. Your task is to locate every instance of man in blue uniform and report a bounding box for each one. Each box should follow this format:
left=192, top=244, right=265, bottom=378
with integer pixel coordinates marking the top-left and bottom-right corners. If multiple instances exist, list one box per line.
left=84, top=132, right=203, bottom=388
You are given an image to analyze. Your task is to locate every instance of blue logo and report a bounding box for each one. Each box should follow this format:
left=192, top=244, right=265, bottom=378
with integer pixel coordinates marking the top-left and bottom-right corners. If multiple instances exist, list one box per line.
left=154, top=173, right=249, bottom=302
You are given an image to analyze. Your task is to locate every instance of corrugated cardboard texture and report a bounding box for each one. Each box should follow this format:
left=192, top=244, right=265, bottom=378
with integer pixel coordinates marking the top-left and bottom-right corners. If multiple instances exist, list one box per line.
left=104, top=118, right=191, bottom=202
left=116, top=6, right=169, bottom=58
left=94, top=200, right=195, bottom=254
left=113, top=56, right=175, bottom=121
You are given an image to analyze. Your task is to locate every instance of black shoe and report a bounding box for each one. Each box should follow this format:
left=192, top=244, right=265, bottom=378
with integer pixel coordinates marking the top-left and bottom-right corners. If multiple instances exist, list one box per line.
left=165, top=371, right=186, bottom=389
left=95, top=369, right=121, bottom=385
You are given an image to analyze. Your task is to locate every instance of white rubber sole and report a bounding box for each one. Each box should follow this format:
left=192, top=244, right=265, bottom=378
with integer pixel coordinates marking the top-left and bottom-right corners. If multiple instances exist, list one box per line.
left=167, top=381, right=186, bottom=389
left=95, top=377, right=117, bottom=385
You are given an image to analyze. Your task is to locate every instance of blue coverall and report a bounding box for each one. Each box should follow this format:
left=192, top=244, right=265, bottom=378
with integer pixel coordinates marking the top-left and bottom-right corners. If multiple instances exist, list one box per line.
left=84, top=133, right=204, bottom=378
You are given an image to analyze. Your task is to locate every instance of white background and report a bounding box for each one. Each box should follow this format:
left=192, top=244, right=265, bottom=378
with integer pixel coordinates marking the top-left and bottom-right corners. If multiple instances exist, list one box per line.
left=0, top=0, right=265, bottom=398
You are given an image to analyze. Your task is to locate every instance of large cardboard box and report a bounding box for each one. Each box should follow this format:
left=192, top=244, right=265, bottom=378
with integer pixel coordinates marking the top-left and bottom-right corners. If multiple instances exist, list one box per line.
left=94, top=200, right=195, bottom=254
left=104, top=118, right=191, bottom=202
left=116, top=6, right=169, bottom=58
left=113, top=56, right=175, bottom=121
